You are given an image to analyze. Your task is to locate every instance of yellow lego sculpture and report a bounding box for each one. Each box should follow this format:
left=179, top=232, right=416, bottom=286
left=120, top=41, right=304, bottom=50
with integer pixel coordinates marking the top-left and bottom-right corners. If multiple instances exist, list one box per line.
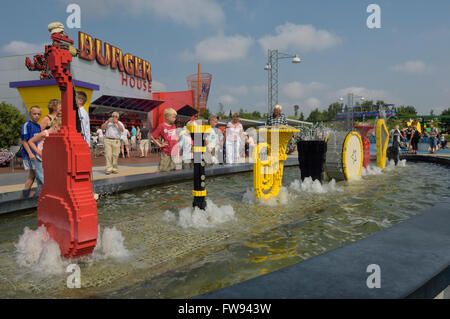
left=376, top=119, right=389, bottom=168
left=253, top=126, right=299, bottom=200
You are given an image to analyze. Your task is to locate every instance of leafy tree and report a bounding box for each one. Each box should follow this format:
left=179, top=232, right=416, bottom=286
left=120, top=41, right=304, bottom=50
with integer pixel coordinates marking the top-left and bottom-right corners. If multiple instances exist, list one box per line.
left=360, top=100, right=373, bottom=107
left=325, top=102, right=343, bottom=121
left=201, top=108, right=211, bottom=119
left=306, top=108, right=324, bottom=123
left=299, top=112, right=305, bottom=121
left=293, top=105, right=299, bottom=117
left=0, top=102, right=27, bottom=149
left=396, top=105, right=417, bottom=116
left=442, top=107, right=450, bottom=116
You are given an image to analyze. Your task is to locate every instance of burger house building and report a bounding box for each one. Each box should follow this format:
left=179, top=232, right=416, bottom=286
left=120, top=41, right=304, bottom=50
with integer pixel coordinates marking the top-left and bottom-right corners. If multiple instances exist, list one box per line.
left=1, top=31, right=200, bottom=131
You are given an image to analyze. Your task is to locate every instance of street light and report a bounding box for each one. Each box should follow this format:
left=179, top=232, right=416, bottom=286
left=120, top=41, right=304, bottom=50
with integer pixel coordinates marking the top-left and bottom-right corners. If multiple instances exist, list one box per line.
left=264, top=49, right=301, bottom=114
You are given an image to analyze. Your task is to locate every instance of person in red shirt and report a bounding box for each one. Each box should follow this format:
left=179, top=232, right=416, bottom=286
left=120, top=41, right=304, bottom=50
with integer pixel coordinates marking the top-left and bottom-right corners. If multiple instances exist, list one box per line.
left=151, top=108, right=178, bottom=171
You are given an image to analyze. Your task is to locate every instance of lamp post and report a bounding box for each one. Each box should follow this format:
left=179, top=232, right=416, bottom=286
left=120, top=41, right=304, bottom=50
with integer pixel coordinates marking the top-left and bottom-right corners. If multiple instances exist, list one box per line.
left=264, top=49, right=301, bottom=115
left=339, top=93, right=365, bottom=131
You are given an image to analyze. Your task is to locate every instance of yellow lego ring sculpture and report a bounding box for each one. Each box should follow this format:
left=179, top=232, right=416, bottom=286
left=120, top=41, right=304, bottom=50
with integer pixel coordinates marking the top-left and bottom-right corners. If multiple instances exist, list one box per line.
left=376, top=119, right=389, bottom=169
left=253, top=127, right=299, bottom=200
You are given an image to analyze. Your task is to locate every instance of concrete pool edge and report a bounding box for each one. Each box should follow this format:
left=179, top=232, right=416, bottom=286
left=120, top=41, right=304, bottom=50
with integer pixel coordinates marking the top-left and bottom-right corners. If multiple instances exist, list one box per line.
left=196, top=199, right=450, bottom=299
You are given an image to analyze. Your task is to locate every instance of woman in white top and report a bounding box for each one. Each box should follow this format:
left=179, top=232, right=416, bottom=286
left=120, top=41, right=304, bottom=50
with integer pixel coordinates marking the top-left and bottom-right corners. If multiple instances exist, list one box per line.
left=96, top=126, right=104, bottom=145
left=225, top=113, right=244, bottom=164
left=121, top=124, right=131, bottom=158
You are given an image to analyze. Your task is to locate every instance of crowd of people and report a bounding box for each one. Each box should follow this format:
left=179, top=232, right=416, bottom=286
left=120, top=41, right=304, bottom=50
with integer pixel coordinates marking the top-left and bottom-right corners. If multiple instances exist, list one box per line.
left=18, top=99, right=295, bottom=197
left=390, top=123, right=447, bottom=154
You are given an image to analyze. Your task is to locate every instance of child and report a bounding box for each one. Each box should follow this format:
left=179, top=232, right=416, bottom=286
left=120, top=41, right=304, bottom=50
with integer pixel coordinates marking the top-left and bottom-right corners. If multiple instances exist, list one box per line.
left=28, top=117, right=61, bottom=192
left=178, top=121, right=193, bottom=170
left=151, top=108, right=178, bottom=171
left=21, top=105, right=42, bottom=198
left=75, top=91, right=91, bottom=148
left=205, top=115, right=220, bottom=165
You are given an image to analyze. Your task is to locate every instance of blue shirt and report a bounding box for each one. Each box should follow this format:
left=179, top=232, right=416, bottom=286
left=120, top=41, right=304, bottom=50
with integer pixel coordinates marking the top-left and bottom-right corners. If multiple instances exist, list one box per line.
left=21, top=120, right=41, bottom=159
left=131, top=127, right=137, bottom=136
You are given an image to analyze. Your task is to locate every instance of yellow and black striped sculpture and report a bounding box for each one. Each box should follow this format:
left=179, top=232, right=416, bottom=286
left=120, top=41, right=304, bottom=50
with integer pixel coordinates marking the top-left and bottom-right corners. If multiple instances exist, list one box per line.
left=187, top=123, right=211, bottom=210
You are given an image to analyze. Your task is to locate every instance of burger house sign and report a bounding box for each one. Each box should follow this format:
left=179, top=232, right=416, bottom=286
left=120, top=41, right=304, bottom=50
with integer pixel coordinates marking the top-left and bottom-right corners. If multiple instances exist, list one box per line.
left=78, top=31, right=152, bottom=92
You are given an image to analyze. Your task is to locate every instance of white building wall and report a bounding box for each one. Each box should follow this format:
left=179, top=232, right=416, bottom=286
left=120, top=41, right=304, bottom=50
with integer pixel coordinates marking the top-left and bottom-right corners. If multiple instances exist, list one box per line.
left=0, top=53, right=166, bottom=116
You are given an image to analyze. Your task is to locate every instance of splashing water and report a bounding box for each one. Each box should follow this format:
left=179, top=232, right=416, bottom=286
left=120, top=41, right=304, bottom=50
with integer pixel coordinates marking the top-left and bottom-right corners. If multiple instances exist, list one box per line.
left=14, top=225, right=67, bottom=276
left=92, top=226, right=131, bottom=261
left=361, top=165, right=383, bottom=176
left=242, top=186, right=290, bottom=206
left=289, top=178, right=342, bottom=194
left=14, top=225, right=131, bottom=277
left=163, top=199, right=236, bottom=230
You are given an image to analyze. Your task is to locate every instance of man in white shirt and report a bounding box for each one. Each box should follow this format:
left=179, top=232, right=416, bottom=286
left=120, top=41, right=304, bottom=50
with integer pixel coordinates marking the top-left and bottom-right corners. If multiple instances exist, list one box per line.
left=76, top=91, right=91, bottom=148
left=101, top=112, right=124, bottom=174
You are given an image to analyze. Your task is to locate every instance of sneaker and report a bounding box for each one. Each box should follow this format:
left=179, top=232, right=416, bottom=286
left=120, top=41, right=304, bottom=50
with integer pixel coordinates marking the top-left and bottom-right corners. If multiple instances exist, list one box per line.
left=112, top=170, right=119, bottom=174
left=105, top=171, right=111, bottom=175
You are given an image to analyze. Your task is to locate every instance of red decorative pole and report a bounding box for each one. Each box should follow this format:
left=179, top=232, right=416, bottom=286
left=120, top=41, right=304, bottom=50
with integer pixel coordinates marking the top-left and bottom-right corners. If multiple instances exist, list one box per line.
left=35, top=23, right=98, bottom=258
left=197, top=63, right=201, bottom=119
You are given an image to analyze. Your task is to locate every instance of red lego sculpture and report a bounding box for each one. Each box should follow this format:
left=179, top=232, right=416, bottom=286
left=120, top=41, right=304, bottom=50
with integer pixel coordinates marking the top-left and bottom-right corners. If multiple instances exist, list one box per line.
left=36, top=30, right=98, bottom=258
left=354, top=125, right=375, bottom=169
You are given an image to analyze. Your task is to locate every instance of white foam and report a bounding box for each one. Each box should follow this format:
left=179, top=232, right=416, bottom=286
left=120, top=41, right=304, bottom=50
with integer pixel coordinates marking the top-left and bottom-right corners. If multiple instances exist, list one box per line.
left=385, top=159, right=407, bottom=171
left=15, top=225, right=67, bottom=276
left=163, top=199, right=236, bottom=230
left=289, top=177, right=342, bottom=194
left=242, top=186, right=290, bottom=206
left=361, top=165, right=383, bottom=176
left=92, top=226, right=130, bottom=261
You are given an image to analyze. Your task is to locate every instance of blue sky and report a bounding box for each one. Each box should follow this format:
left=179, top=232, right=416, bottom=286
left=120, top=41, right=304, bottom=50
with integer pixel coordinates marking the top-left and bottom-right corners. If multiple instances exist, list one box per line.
left=1, top=0, right=450, bottom=117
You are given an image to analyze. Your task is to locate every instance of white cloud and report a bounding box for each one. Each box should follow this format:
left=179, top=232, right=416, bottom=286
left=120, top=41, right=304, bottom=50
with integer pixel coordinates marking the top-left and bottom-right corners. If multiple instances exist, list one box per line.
left=335, top=87, right=392, bottom=102
left=282, top=81, right=325, bottom=100
left=182, top=35, right=254, bottom=62
left=218, top=94, right=238, bottom=105
left=227, top=85, right=249, bottom=95
left=258, top=23, right=342, bottom=53
left=1, top=41, right=44, bottom=55
left=391, top=60, right=433, bottom=74
left=59, top=0, right=225, bottom=29
left=305, top=97, right=321, bottom=109
left=226, top=84, right=266, bottom=96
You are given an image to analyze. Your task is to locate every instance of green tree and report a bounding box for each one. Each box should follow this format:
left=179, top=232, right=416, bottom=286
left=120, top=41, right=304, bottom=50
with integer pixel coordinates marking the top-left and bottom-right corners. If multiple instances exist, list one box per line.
left=396, top=105, right=417, bottom=116
left=201, top=108, right=211, bottom=119
left=293, top=105, right=299, bottom=117
left=361, top=100, right=374, bottom=107
left=0, top=102, right=27, bottom=149
left=325, top=102, right=343, bottom=120
left=299, top=112, right=305, bottom=121
left=306, top=108, right=324, bottom=123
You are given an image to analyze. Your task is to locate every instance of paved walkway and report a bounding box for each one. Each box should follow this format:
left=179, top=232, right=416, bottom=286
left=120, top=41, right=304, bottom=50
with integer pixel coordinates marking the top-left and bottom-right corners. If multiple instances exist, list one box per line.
left=0, top=158, right=253, bottom=194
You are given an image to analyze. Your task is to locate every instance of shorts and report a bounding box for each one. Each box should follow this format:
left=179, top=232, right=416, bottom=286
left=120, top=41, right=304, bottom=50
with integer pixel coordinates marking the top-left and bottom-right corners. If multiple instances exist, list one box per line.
left=182, top=159, right=193, bottom=170
left=23, top=158, right=36, bottom=170
left=159, top=152, right=177, bottom=172
left=121, top=136, right=129, bottom=146
left=430, top=137, right=437, bottom=148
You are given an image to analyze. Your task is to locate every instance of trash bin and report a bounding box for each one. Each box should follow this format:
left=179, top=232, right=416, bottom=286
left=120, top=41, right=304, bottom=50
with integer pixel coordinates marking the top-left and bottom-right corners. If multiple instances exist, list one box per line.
left=297, top=140, right=327, bottom=182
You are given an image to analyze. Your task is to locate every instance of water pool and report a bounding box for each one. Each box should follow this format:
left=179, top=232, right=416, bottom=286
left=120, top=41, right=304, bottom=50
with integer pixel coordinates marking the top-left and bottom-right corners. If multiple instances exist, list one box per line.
left=0, top=161, right=449, bottom=298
